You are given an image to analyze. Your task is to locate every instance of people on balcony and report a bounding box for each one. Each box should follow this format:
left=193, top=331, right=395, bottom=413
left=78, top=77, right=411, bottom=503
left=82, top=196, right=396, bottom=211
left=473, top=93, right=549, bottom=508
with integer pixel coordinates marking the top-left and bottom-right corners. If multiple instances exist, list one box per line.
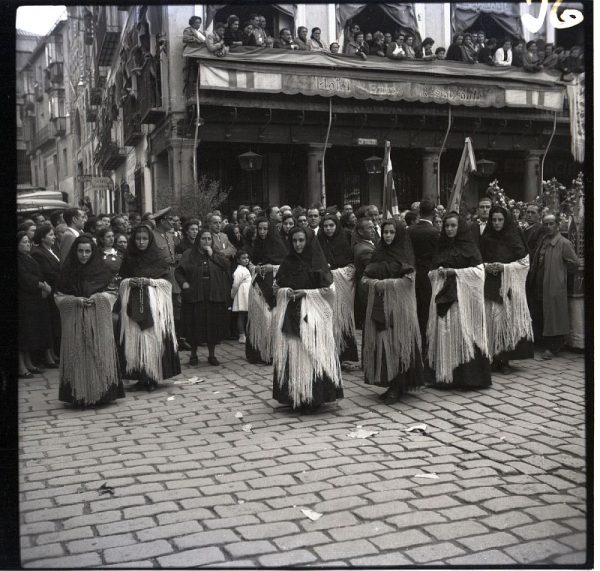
left=494, top=39, right=513, bottom=67
left=420, top=37, right=436, bottom=61
left=183, top=16, right=206, bottom=47
left=274, top=28, right=299, bottom=50
left=309, top=27, right=326, bottom=51
left=523, top=40, right=543, bottom=73
left=240, top=21, right=258, bottom=47
left=403, top=35, right=417, bottom=59
left=206, top=22, right=228, bottom=57
left=386, top=34, right=406, bottom=60
left=512, top=40, right=526, bottom=67
left=250, top=13, right=268, bottom=46
left=478, top=38, right=497, bottom=65
left=346, top=31, right=370, bottom=60
left=445, top=34, right=464, bottom=62
left=435, top=47, right=446, bottom=60
left=330, top=42, right=340, bottom=54
left=294, top=26, right=311, bottom=50
left=461, top=33, right=478, bottom=63
left=224, top=15, right=243, bottom=48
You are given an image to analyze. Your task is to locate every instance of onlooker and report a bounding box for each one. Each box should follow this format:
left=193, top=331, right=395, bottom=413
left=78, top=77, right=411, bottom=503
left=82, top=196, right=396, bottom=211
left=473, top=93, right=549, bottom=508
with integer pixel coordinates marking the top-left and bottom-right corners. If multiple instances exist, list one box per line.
left=274, top=28, right=298, bottom=49
left=330, top=42, right=340, bottom=54
left=523, top=40, right=543, bottom=72
left=494, top=39, right=513, bottom=67
left=241, top=21, right=257, bottom=46
left=403, top=35, right=416, bottom=59
left=207, top=22, right=229, bottom=57
left=231, top=249, right=252, bottom=343
left=309, top=27, right=326, bottom=51
left=435, top=47, right=446, bottom=60
left=294, top=26, right=311, bottom=50
left=60, top=207, right=87, bottom=264
left=478, top=38, right=497, bottom=65
left=387, top=33, right=406, bottom=60
left=445, top=34, right=464, bottom=61
left=420, top=37, right=436, bottom=60
left=346, top=31, right=369, bottom=59
left=512, top=40, right=525, bottom=67
left=183, top=15, right=206, bottom=47
left=224, top=15, right=243, bottom=48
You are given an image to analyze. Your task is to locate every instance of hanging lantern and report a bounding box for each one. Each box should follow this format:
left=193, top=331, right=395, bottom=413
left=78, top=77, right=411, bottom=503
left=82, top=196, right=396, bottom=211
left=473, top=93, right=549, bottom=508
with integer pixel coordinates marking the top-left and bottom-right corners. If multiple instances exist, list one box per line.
left=476, top=158, right=496, bottom=177
left=364, top=155, right=383, bottom=174
left=238, top=151, right=263, bottom=172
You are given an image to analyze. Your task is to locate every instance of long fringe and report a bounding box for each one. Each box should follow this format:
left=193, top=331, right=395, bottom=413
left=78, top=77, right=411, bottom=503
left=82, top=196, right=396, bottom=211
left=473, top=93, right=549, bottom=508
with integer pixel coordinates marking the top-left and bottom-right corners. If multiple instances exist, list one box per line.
left=427, top=265, right=489, bottom=384
left=332, top=266, right=356, bottom=354
left=119, top=279, right=177, bottom=382
left=55, top=292, right=120, bottom=404
left=273, top=286, right=342, bottom=407
left=362, top=275, right=421, bottom=386
left=485, top=256, right=533, bottom=356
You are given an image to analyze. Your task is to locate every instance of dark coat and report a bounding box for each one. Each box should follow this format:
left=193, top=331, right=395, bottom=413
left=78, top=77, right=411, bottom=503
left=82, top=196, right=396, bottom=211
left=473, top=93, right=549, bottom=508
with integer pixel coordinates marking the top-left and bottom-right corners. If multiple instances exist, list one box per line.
left=31, top=245, right=61, bottom=288
left=469, top=220, right=486, bottom=249
left=523, top=223, right=545, bottom=256
left=353, top=238, right=375, bottom=328
left=175, top=250, right=232, bottom=304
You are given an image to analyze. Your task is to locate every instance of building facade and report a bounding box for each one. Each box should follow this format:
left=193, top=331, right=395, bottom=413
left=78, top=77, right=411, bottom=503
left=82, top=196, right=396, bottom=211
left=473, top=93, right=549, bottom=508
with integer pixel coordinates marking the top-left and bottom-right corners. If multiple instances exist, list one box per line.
left=19, top=3, right=585, bottom=214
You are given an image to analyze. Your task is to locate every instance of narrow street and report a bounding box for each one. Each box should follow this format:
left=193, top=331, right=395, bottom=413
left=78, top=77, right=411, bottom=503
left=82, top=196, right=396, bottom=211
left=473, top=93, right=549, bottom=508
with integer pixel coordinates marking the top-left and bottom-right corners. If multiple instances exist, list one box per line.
left=19, top=342, right=587, bottom=567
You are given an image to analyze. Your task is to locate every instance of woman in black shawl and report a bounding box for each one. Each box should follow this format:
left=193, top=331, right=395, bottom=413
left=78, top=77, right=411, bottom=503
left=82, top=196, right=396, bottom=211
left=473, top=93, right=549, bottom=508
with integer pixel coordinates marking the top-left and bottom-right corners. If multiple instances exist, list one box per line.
left=223, top=223, right=244, bottom=251
left=18, top=231, right=53, bottom=377
left=273, top=227, right=343, bottom=412
left=318, top=215, right=359, bottom=363
left=118, top=225, right=181, bottom=391
left=480, top=206, right=534, bottom=373
left=245, top=217, right=288, bottom=364
left=175, top=230, right=232, bottom=366
left=54, top=235, right=124, bottom=407
left=427, top=213, right=491, bottom=389
left=362, top=220, right=423, bottom=403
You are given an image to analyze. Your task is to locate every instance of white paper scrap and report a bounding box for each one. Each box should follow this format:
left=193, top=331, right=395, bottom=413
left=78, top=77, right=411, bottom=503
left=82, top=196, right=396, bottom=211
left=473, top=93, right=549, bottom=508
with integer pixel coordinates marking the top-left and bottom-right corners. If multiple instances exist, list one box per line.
left=405, top=424, right=427, bottom=434
left=235, top=412, right=244, bottom=419
left=347, top=428, right=379, bottom=439
left=242, top=424, right=253, bottom=432
left=300, top=507, right=323, bottom=521
left=415, top=473, right=439, bottom=479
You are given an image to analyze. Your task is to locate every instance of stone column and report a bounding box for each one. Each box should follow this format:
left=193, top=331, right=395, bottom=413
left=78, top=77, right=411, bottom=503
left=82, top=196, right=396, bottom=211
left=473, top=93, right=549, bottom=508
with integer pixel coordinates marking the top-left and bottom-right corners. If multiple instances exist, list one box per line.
left=306, top=144, right=323, bottom=207
left=421, top=148, right=439, bottom=202
left=168, top=138, right=197, bottom=208
left=524, top=150, right=544, bottom=202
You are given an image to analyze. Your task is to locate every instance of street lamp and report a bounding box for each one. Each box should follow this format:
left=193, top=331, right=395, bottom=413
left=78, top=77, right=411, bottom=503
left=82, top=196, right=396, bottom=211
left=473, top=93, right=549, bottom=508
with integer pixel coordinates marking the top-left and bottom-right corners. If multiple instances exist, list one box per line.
left=364, top=155, right=384, bottom=174
left=476, top=159, right=496, bottom=177
left=237, top=151, right=263, bottom=171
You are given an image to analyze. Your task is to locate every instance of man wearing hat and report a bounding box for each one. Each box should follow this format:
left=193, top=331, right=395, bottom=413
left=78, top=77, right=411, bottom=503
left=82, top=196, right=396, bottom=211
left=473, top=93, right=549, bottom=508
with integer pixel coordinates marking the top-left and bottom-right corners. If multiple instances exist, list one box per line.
left=153, top=207, right=191, bottom=350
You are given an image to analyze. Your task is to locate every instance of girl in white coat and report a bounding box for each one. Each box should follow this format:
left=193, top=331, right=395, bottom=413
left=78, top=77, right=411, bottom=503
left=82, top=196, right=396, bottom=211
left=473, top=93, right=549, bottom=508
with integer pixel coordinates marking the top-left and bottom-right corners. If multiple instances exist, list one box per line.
left=231, top=250, right=252, bottom=343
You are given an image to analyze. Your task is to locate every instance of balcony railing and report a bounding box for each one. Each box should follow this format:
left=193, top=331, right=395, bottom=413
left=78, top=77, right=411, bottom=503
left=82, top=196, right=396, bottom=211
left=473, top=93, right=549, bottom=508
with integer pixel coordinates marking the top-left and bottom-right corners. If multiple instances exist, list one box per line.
left=86, top=106, right=98, bottom=123
left=122, top=93, right=143, bottom=146
left=90, top=88, right=103, bottom=106
left=48, top=61, right=64, bottom=83
left=96, top=123, right=127, bottom=170
left=137, top=58, right=164, bottom=124
left=23, top=92, right=35, bottom=111
left=34, top=83, right=44, bottom=101
left=96, top=8, right=120, bottom=66
left=50, top=116, right=67, bottom=137
left=35, top=125, right=53, bottom=149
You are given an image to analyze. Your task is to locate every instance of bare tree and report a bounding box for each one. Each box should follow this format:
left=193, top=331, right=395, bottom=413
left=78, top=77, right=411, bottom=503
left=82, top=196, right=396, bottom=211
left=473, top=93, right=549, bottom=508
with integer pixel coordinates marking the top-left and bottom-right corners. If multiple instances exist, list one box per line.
left=178, top=176, right=230, bottom=222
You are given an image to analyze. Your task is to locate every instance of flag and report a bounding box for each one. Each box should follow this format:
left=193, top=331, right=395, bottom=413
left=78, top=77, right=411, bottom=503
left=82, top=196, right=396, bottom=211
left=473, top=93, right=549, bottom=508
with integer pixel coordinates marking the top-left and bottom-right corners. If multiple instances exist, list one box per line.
left=382, top=140, right=399, bottom=219
left=447, top=137, right=477, bottom=213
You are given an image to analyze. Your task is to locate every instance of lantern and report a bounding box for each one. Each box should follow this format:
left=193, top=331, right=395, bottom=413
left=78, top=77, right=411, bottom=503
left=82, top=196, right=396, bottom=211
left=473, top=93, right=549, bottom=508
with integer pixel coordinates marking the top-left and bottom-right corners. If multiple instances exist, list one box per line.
left=238, top=151, right=263, bottom=172
left=476, top=159, right=496, bottom=177
left=364, top=155, right=383, bottom=174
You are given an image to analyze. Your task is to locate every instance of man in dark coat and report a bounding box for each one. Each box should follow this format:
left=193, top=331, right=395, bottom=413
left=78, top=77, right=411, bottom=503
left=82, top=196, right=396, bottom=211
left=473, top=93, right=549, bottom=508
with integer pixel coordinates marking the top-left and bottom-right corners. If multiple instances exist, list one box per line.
left=407, top=198, right=439, bottom=350
left=523, top=203, right=545, bottom=255
left=352, top=217, right=376, bottom=330
left=527, top=214, right=579, bottom=359
left=469, top=197, right=492, bottom=248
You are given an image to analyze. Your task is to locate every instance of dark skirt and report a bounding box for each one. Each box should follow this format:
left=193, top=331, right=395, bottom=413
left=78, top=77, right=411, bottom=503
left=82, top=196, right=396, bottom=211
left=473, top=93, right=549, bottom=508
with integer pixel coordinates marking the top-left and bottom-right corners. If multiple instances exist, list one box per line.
left=340, top=331, right=359, bottom=362
left=273, top=363, right=344, bottom=410
left=19, top=300, right=52, bottom=353
left=449, top=347, right=492, bottom=389
left=182, top=300, right=229, bottom=346
left=365, top=344, right=424, bottom=391
left=119, top=333, right=181, bottom=387
left=59, top=378, right=125, bottom=407
left=495, top=336, right=535, bottom=362
left=246, top=338, right=269, bottom=364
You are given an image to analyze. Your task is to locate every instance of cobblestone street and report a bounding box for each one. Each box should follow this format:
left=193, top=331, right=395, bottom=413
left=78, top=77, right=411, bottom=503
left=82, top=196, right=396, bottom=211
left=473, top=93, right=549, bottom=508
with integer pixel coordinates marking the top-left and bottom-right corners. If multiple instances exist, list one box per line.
left=19, top=342, right=587, bottom=568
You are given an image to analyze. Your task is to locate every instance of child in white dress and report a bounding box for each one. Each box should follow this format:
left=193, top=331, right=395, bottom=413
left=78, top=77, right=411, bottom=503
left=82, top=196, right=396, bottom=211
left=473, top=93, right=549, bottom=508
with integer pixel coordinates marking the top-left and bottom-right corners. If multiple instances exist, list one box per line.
left=231, top=250, right=252, bottom=343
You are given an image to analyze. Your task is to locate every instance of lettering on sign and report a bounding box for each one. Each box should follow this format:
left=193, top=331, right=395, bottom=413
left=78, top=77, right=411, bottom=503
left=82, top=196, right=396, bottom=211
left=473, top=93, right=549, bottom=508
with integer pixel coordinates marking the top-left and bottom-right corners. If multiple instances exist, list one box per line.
left=457, top=2, right=519, bottom=15
left=315, top=76, right=351, bottom=93
left=522, top=0, right=583, bottom=34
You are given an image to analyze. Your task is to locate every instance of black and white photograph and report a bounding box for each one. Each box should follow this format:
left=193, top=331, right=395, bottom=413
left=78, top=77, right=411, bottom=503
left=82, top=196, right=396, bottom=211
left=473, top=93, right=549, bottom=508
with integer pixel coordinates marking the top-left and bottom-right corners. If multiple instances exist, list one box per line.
left=13, top=1, right=590, bottom=568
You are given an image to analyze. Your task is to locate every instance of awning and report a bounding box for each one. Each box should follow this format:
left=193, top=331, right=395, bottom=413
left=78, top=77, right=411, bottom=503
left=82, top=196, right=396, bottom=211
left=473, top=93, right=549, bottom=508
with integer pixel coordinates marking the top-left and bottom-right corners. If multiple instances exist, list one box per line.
left=183, top=46, right=566, bottom=112
left=17, top=198, right=70, bottom=213
left=336, top=4, right=418, bottom=35
left=205, top=4, right=297, bottom=26
left=452, top=2, right=523, bottom=38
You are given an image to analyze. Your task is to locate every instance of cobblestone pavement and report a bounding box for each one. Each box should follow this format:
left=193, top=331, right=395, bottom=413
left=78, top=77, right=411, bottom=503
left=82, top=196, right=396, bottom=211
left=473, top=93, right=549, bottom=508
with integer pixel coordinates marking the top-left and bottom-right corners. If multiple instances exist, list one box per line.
left=19, top=341, right=587, bottom=568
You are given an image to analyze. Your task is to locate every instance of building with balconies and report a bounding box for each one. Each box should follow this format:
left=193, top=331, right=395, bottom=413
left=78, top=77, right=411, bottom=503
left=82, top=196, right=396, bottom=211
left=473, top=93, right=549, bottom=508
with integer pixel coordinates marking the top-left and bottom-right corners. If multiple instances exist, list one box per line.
left=55, top=3, right=586, bottom=216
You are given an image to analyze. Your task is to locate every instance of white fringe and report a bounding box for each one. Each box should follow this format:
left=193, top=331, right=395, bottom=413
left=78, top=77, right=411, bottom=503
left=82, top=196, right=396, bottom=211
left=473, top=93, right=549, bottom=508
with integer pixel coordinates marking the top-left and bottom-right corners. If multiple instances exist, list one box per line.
left=362, top=274, right=421, bottom=385
left=485, top=256, right=534, bottom=356
left=246, top=265, right=279, bottom=362
left=332, top=266, right=357, bottom=354
left=273, top=285, right=342, bottom=407
left=55, top=292, right=120, bottom=404
left=119, top=278, right=177, bottom=382
left=426, top=264, right=489, bottom=384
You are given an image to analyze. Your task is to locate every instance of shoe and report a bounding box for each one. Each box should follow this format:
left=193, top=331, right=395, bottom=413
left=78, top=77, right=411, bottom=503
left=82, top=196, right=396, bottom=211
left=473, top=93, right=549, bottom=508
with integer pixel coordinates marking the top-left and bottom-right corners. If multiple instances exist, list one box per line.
left=238, top=334, right=246, bottom=344
left=499, top=364, right=510, bottom=374
left=147, top=384, right=157, bottom=393
left=378, top=388, right=391, bottom=401
left=178, top=339, right=192, bottom=351
left=189, top=355, right=199, bottom=366
left=208, top=356, right=220, bottom=366
left=44, top=362, right=59, bottom=369
left=542, top=350, right=553, bottom=360
left=383, top=387, right=401, bottom=404
left=27, top=367, right=42, bottom=374
left=19, top=371, right=33, bottom=379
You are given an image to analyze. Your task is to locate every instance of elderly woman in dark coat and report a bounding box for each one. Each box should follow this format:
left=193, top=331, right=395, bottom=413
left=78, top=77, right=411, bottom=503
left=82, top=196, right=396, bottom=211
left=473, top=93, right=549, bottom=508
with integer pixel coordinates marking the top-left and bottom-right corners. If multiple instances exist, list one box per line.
left=175, top=230, right=232, bottom=366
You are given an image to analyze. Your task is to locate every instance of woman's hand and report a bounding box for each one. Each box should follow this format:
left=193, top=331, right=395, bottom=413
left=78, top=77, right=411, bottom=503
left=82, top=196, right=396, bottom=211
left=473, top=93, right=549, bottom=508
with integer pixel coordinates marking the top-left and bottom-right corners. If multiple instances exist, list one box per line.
left=182, top=282, right=190, bottom=290
left=293, top=290, right=307, bottom=299
left=263, top=264, right=273, bottom=274
left=203, top=246, right=213, bottom=257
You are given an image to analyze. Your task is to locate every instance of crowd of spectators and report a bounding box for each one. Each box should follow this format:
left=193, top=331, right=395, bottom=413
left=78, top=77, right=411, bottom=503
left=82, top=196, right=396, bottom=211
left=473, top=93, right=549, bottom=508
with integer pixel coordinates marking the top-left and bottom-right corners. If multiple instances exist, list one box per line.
left=183, top=14, right=584, bottom=79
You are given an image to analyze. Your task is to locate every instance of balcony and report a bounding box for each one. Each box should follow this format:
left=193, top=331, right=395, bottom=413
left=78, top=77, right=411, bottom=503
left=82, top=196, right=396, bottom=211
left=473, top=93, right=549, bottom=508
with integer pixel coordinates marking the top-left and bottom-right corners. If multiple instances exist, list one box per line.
left=137, top=58, right=164, bottom=124
left=99, top=141, right=128, bottom=170
left=50, top=116, right=67, bottom=137
left=96, top=8, right=120, bottom=66
left=48, top=61, right=64, bottom=83
left=35, top=125, right=53, bottom=150
left=122, top=93, right=143, bottom=146
left=90, top=88, right=102, bottom=106
left=34, top=83, right=44, bottom=101
left=23, top=92, right=35, bottom=112
left=86, top=106, right=97, bottom=123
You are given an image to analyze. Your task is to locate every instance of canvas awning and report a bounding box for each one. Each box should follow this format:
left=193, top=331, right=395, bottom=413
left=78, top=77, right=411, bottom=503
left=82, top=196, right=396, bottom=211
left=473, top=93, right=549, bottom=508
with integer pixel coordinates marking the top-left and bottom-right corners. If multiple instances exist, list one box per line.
left=452, top=2, right=523, bottom=38
left=183, top=46, right=566, bottom=112
left=205, top=4, right=297, bottom=26
left=336, top=3, right=418, bottom=35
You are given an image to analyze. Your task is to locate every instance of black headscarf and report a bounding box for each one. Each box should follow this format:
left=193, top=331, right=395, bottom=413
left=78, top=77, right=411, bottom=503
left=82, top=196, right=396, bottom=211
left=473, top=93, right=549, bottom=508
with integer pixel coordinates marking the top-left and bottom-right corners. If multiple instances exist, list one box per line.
left=119, top=225, right=170, bottom=279
left=56, top=235, right=113, bottom=297
left=251, top=217, right=288, bottom=265
left=364, top=219, right=415, bottom=279
left=480, top=205, right=527, bottom=263
left=277, top=227, right=333, bottom=290
left=432, top=212, right=482, bottom=270
left=480, top=206, right=527, bottom=303
left=223, top=223, right=244, bottom=250
left=431, top=213, right=482, bottom=317
left=317, top=215, right=353, bottom=269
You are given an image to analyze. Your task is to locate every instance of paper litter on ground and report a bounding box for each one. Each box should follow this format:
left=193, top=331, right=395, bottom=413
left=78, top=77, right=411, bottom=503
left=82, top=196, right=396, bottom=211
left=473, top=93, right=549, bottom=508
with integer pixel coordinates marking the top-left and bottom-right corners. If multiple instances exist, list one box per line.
left=299, top=507, right=323, bottom=521
left=414, top=472, right=439, bottom=479
left=405, top=423, right=428, bottom=434
left=235, top=412, right=244, bottom=419
left=242, top=424, right=253, bottom=432
left=347, top=428, right=379, bottom=439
